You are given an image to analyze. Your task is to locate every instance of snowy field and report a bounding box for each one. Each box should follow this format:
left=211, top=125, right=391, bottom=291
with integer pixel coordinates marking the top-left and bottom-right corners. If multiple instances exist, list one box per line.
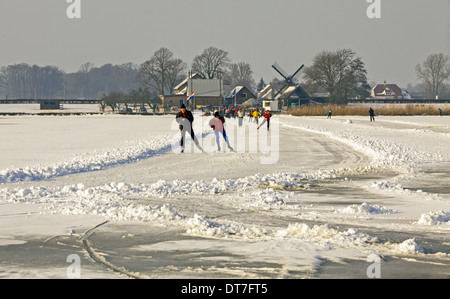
left=0, top=113, right=449, bottom=279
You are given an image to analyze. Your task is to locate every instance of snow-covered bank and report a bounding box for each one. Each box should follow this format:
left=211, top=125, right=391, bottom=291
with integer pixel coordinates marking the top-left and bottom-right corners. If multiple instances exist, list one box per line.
left=280, top=115, right=447, bottom=173
left=0, top=115, right=175, bottom=170
left=0, top=136, right=172, bottom=183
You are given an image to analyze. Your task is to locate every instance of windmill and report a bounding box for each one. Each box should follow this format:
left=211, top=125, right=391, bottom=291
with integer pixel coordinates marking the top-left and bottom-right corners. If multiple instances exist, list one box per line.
left=271, top=62, right=305, bottom=98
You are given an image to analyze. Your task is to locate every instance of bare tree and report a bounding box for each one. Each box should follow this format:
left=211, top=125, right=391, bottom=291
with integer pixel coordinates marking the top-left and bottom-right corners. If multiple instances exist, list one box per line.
left=166, top=58, right=188, bottom=94
left=2, top=63, right=30, bottom=98
left=303, top=49, right=370, bottom=104
left=101, top=91, right=125, bottom=113
left=191, top=47, right=230, bottom=79
left=129, top=87, right=161, bottom=111
left=78, top=62, right=95, bottom=73
left=139, top=47, right=187, bottom=96
left=416, top=53, right=450, bottom=98
left=229, top=62, right=256, bottom=92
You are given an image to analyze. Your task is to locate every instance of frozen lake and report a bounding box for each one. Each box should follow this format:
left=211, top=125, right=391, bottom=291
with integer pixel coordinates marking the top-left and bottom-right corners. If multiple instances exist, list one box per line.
left=0, top=114, right=449, bottom=278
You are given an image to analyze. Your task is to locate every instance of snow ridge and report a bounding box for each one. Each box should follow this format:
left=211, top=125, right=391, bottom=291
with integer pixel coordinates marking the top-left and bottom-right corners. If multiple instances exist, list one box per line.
left=0, top=135, right=173, bottom=184
left=340, top=203, right=397, bottom=215
left=282, top=121, right=440, bottom=173
left=417, top=211, right=450, bottom=225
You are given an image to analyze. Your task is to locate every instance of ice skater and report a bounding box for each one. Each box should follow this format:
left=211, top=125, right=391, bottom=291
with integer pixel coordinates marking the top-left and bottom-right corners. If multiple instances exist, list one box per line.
left=257, top=110, right=272, bottom=131
left=439, top=108, right=443, bottom=117
left=327, top=109, right=332, bottom=119
left=176, top=104, right=203, bottom=153
left=252, top=109, right=261, bottom=125
left=369, top=107, right=375, bottom=122
left=209, top=111, right=233, bottom=152
left=238, top=109, right=244, bottom=127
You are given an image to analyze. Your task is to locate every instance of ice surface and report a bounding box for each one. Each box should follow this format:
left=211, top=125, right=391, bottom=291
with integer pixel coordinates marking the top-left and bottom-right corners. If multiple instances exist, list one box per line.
left=0, top=114, right=449, bottom=278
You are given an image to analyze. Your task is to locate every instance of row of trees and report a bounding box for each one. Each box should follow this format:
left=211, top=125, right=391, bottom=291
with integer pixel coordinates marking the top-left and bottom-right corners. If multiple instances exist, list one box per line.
left=98, top=88, right=161, bottom=113
left=0, top=46, right=257, bottom=102
left=0, top=62, right=139, bottom=100
left=91, top=47, right=259, bottom=112
left=138, top=46, right=450, bottom=105
left=65, top=63, right=139, bottom=99
left=301, top=50, right=450, bottom=103
left=138, top=46, right=256, bottom=98
left=0, top=64, right=64, bottom=99
left=1, top=46, right=449, bottom=104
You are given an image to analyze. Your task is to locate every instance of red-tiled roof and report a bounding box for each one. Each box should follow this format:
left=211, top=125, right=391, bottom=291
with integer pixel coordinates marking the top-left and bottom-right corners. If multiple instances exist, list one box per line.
left=372, top=84, right=403, bottom=97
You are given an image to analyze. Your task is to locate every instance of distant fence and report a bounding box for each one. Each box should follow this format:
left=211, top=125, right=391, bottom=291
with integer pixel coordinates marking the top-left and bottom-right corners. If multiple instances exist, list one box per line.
left=0, top=99, right=100, bottom=104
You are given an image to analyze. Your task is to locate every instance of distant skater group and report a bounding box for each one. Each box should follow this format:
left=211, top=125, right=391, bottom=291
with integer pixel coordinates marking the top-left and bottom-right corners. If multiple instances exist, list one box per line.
left=176, top=105, right=274, bottom=153
left=175, top=103, right=446, bottom=154
left=325, top=107, right=376, bottom=122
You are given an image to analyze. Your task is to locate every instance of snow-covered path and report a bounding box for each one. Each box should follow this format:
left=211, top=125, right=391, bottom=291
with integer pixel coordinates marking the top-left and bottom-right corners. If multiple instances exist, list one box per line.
left=0, top=114, right=449, bottom=278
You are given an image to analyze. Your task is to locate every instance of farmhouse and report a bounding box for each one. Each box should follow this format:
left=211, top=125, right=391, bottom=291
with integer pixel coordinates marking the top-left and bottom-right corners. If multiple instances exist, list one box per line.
left=371, top=82, right=412, bottom=99
left=161, top=73, right=224, bottom=110
left=226, top=86, right=256, bottom=105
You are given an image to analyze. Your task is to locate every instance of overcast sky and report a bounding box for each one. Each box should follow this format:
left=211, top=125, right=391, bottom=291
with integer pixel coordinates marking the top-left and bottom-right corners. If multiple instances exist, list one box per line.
left=0, top=0, right=449, bottom=87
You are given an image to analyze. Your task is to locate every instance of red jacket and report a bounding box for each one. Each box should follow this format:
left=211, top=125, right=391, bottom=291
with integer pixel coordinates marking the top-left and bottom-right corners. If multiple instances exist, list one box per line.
left=263, top=112, right=272, bottom=120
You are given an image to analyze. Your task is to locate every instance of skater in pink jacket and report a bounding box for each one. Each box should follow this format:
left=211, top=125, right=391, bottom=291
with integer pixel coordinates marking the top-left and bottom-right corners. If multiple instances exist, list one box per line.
left=209, top=112, right=234, bottom=152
